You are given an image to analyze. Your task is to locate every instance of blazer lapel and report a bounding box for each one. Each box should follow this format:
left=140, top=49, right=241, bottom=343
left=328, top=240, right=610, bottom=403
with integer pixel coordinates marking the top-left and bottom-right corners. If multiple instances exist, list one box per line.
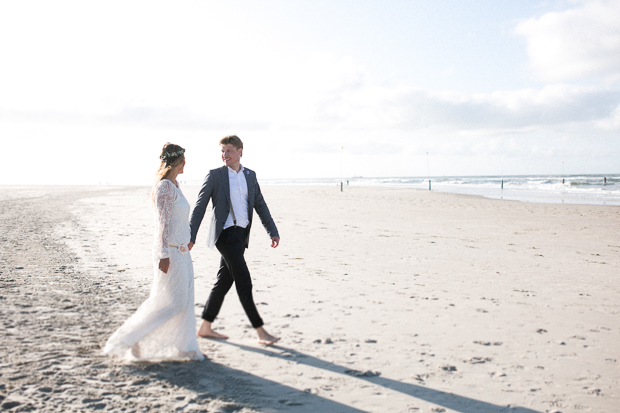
left=245, top=169, right=254, bottom=213
left=221, top=166, right=231, bottom=206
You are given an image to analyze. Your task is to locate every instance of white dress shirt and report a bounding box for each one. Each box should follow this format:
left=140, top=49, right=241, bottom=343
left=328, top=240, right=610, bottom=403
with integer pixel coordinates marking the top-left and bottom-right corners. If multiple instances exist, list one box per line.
left=224, top=165, right=249, bottom=229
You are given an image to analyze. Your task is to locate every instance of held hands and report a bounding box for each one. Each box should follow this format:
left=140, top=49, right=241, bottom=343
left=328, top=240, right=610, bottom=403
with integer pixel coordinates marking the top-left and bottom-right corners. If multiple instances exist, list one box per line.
left=161, top=243, right=193, bottom=273
left=187, top=239, right=277, bottom=249
left=159, top=258, right=170, bottom=274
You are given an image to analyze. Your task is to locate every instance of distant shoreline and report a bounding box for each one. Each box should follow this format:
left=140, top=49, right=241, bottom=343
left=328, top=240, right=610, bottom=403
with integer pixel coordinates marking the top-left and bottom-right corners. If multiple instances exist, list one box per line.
left=3, top=178, right=620, bottom=206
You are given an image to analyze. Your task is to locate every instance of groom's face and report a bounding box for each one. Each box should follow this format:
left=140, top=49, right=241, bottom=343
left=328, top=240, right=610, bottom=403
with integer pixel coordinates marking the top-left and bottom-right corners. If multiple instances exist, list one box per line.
left=221, top=144, right=242, bottom=169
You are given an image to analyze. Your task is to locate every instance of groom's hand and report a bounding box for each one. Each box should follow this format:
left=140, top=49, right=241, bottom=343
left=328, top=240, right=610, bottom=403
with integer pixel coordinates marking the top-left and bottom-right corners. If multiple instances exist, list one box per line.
left=188, top=242, right=194, bottom=251
left=271, top=237, right=280, bottom=248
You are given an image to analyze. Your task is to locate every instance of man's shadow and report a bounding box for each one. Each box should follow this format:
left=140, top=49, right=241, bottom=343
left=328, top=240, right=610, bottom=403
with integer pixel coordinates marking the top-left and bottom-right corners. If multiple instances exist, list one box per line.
left=219, top=341, right=541, bottom=413
left=129, top=341, right=541, bottom=413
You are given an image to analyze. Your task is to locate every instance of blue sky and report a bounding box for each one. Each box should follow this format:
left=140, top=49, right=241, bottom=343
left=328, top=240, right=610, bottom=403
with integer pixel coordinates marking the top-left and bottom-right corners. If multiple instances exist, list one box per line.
left=1, top=0, right=619, bottom=184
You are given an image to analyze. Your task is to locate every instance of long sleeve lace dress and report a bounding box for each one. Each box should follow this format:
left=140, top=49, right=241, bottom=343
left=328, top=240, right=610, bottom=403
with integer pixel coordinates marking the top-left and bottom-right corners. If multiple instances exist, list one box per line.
left=103, top=180, right=204, bottom=361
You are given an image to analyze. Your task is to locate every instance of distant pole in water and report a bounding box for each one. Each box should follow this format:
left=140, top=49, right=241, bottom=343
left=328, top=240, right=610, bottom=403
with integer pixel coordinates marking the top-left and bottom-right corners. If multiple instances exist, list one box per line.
left=562, top=161, right=565, bottom=184
left=501, top=161, right=504, bottom=190
left=604, top=177, right=607, bottom=185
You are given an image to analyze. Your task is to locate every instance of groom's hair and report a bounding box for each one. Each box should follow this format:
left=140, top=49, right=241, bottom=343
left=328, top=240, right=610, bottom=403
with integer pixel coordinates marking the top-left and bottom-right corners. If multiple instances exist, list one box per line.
left=220, top=135, right=243, bottom=150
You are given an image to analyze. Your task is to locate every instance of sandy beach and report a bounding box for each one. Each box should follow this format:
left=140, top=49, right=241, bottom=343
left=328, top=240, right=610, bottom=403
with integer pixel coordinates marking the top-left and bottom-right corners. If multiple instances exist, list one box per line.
left=1, top=184, right=618, bottom=413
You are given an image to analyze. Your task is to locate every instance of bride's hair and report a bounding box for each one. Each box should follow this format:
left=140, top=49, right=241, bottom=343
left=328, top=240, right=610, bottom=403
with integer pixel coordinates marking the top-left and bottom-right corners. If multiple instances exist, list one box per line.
left=152, top=143, right=185, bottom=201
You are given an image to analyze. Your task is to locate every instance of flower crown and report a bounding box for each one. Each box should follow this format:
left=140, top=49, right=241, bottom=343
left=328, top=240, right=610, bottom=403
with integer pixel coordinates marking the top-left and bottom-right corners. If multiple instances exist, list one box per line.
left=160, top=148, right=185, bottom=161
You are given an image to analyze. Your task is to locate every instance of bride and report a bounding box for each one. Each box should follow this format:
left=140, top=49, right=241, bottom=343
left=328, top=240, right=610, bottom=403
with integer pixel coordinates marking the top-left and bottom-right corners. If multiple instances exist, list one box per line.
left=103, top=143, right=204, bottom=361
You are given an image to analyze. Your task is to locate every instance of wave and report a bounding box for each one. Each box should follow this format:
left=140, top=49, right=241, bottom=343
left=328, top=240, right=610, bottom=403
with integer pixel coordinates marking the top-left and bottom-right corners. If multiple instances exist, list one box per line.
left=256, top=174, right=620, bottom=206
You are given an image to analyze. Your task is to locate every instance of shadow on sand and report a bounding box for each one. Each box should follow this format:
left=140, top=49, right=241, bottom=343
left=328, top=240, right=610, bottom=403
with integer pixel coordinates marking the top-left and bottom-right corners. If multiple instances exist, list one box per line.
left=220, top=341, right=542, bottom=413
left=125, top=355, right=366, bottom=412
left=126, top=341, right=542, bottom=412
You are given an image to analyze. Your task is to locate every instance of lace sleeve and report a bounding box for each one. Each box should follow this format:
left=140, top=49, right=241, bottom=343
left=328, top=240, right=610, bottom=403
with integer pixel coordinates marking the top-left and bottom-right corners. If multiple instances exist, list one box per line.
left=155, top=180, right=176, bottom=259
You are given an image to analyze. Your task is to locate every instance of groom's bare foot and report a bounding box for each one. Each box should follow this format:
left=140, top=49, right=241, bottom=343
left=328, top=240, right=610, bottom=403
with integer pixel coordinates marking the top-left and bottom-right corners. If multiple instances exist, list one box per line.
left=256, top=326, right=280, bottom=346
left=197, top=320, right=229, bottom=339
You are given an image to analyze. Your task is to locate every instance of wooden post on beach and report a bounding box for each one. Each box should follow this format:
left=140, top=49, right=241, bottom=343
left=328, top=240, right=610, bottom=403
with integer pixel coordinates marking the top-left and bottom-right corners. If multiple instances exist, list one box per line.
left=428, top=180, right=431, bottom=190
left=501, top=161, right=504, bottom=190
left=341, top=182, right=343, bottom=192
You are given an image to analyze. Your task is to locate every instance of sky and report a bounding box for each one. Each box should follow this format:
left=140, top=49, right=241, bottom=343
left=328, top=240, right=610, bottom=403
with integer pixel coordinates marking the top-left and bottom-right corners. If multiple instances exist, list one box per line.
left=1, top=0, right=619, bottom=184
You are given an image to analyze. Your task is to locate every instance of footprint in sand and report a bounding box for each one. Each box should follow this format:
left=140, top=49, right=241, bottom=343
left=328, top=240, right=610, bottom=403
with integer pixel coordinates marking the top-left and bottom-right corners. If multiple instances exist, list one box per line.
left=473, top=341, right=502, bottom=346
left=465, top=357, right=493, bottom=364
left=344, top=369, right=381, bottom=377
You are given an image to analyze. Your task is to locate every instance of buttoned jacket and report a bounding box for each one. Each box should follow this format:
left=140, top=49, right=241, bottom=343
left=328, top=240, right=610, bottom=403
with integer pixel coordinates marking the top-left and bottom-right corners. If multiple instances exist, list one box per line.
left=189, top=166, right=279, bottom=249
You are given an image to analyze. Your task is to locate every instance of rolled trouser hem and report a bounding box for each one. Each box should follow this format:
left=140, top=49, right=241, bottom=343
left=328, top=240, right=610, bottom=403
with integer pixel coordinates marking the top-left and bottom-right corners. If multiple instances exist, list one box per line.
left=202, top=312, right=216, bottom=322
left=203, top=314, right=262, bottom=328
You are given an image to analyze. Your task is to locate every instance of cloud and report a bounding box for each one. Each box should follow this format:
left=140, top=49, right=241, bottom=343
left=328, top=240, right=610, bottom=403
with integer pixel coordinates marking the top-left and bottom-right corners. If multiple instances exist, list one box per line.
left=304, top=82, right=620, bottom=134
left=416, top=84, right=620, bottom=130
left=595, top=104, right=620, bottom=130
left=515, top=0, right=620, bottom=83
left=4, top=48, right=618, bottom=140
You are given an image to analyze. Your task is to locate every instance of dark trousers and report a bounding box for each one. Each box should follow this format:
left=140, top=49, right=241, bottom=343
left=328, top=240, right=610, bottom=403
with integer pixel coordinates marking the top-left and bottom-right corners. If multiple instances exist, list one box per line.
left=202, top=226, right=264, bottom=328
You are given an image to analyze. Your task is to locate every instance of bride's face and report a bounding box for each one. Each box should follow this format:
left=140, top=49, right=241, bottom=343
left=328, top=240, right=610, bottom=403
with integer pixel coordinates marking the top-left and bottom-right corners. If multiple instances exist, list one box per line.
left=174, top=158, right=185, bottom=175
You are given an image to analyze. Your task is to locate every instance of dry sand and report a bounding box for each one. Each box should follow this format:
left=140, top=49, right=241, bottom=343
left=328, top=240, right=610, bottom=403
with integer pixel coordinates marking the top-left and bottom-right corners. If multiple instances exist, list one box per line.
left=1, top=185, right=618, bottom=413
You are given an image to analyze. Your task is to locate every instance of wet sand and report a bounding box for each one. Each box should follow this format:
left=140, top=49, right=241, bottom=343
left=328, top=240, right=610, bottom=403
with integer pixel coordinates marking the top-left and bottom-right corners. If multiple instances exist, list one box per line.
left=1, top=185, right=618, bottom=412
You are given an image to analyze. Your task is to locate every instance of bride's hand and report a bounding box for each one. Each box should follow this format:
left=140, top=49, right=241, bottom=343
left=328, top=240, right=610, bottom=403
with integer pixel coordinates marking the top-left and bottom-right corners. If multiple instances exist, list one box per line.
left=159, top=258, right=170, bottom=274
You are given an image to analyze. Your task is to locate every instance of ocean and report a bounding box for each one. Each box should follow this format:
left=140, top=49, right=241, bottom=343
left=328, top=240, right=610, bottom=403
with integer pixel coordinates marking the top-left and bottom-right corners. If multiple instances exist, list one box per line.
left=255, top=174, right=620, bottom=206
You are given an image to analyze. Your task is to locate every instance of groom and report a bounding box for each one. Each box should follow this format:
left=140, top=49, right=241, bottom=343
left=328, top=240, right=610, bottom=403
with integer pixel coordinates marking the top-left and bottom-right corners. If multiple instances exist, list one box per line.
left=188, top=135, right=280, bottom=345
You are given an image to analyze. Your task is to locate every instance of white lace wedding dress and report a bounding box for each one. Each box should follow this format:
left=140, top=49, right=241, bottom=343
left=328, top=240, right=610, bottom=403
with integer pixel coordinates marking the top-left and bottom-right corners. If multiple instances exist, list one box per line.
left=103, top=179, right=204, bottom=361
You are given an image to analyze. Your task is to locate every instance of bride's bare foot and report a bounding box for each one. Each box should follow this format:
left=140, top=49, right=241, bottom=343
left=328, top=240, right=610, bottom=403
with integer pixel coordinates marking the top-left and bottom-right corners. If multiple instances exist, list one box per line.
left=256, top=326, right=280, bottom=346
left=197, top=320, right=229, bottom=339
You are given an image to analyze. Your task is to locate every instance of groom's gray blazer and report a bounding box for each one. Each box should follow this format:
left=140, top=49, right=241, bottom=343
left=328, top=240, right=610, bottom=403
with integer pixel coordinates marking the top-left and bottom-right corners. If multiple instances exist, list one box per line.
left=189, top=166, right=279, bottom=249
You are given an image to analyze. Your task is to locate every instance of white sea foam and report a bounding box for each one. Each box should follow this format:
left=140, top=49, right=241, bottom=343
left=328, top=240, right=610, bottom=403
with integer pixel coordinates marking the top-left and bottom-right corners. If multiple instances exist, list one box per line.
left=252, top=174, right=620, bottom=206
